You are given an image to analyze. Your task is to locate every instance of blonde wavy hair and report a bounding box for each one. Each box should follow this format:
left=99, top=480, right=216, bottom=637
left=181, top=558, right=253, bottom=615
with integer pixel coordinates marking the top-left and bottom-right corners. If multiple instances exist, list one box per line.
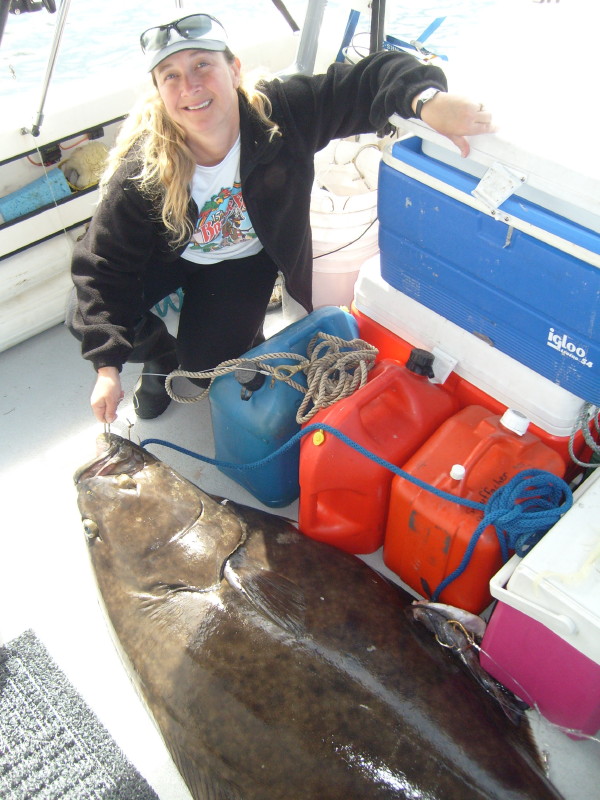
left=100, top=49, right=280, bottom=248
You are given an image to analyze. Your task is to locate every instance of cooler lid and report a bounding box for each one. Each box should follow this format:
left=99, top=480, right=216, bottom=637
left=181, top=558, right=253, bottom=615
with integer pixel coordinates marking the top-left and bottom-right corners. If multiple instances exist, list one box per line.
left=504, top=468, right=600, bottom=664
left=389, top=0, right=600, bottom=233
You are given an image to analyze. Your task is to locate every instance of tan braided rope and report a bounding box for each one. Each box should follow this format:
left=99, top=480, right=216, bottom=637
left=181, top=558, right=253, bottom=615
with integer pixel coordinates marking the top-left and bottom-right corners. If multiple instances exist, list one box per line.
left=164, top=332, right=378, bottom=424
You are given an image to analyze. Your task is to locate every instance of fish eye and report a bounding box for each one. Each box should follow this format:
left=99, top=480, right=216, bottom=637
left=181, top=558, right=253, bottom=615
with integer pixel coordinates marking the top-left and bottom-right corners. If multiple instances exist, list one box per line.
left=82, top=518, right=99, bottom=540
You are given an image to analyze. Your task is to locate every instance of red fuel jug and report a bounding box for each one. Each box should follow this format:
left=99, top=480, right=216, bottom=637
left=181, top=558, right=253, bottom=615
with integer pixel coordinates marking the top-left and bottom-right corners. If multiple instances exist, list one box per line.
left=298, top=352, right=459, bottom=553
left=383, top=405, right=567, bottom=613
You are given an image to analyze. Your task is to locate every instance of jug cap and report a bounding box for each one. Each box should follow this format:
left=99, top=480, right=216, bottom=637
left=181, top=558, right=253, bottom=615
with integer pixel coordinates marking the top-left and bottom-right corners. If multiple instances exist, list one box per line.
left=450, top=464, right=466, bottom=480
left=406, top=348, right=435, bottom=378
left=235, top=361, right=266, bottom=400
left=500, top=408, right=530, bottom=436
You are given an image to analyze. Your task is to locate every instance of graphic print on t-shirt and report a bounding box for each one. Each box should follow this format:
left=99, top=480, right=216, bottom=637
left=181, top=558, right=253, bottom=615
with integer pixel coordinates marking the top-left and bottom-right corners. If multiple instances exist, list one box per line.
left=189, top=182, right=257, bottom=254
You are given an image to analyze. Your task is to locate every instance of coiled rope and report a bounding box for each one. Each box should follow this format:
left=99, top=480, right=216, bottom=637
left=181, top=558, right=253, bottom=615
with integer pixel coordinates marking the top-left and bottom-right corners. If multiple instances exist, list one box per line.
left=142, top=422, right=573, bottom=601
left=164, top=332, right=378, bottom=424
left=429, top=468, right=572, bottom=602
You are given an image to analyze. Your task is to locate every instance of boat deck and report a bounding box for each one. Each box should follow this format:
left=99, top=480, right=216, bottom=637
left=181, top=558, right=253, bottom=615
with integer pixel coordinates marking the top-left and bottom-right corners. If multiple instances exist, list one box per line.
left=0, top=305, right=598, bottom=799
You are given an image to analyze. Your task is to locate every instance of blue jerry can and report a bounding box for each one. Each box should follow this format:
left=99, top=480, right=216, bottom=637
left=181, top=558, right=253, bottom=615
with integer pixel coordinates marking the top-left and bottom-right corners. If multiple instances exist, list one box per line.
left=209, top=306, right=359, bottom=507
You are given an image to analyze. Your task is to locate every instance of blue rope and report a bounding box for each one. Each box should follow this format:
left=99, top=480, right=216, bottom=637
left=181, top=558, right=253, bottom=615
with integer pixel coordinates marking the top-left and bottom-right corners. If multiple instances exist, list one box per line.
left=430, top=469, right=572, bottom=601
left=143, top=423, right=482, bottom=508
left=141, top=423, right=573, bottom=600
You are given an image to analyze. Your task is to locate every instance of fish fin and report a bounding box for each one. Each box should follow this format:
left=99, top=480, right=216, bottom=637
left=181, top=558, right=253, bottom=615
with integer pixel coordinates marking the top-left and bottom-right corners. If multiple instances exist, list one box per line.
left=224, top=563, right=306, bottom=636
left=218, top=496, right=298, bottom=526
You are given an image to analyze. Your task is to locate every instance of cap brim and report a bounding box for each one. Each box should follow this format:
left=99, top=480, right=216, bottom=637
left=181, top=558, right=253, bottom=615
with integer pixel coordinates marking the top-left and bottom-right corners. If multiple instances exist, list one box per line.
left=148, top=39, right=227, bottom=72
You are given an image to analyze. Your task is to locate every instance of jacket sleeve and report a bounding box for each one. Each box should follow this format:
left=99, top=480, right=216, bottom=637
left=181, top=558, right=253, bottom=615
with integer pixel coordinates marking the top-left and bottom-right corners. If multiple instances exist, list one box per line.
left=70, top=161, right=164, bottom=371
left=268, top=50, right=448, bottom=155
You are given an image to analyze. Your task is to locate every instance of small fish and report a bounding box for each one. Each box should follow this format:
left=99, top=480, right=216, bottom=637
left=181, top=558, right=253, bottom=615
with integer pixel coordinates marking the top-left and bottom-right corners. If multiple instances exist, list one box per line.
left=74, top=434, right=563, bottom=800
left=411, top=600, right=529, bottom=725
left=411, top=600, right=488, bottom=641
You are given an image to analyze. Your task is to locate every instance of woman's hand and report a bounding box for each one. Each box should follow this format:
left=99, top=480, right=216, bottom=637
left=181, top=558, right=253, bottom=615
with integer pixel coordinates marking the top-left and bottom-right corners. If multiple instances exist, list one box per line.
left=91, top=366, right=124, bottom=423
left=417, top=92, right=496, bottom=158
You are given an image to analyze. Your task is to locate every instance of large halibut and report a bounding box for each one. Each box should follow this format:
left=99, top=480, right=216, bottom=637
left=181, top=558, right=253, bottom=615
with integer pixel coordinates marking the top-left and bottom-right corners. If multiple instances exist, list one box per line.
left=74, top=434, right=563, bottom=800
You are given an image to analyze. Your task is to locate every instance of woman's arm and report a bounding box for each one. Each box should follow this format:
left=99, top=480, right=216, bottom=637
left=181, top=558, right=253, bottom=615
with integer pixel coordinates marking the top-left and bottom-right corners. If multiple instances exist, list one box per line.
left=70, top=162, right=159, bottom=371
left=270, top=50, right=493, bottom=156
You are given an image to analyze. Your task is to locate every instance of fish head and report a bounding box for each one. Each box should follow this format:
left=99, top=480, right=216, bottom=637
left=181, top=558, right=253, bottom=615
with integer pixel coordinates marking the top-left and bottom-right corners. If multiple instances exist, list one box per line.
left=410, top=601, right=453, bottom=643
left=74, top=434, right=245, bottom=593
left=411, top=601, right=487, bottom=640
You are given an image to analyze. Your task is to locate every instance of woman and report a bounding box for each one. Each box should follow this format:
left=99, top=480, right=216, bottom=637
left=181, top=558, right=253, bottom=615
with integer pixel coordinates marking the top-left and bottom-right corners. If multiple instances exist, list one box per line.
left=68, top=12, right=494, bottom=423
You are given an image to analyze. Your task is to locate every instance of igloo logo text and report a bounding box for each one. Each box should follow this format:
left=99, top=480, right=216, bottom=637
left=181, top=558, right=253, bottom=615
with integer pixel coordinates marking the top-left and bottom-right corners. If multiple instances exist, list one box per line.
left=546, top=328, right=593, bottom=368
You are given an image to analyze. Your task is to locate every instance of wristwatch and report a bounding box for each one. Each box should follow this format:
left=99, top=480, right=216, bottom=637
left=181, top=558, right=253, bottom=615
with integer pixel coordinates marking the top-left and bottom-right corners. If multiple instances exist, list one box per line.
left=414, top=88, right=441, bottom=119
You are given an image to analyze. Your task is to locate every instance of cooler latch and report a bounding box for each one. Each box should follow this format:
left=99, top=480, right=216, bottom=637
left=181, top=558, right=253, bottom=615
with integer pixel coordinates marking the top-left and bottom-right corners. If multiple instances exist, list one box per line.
left=472, top=162, right=527, bottom=211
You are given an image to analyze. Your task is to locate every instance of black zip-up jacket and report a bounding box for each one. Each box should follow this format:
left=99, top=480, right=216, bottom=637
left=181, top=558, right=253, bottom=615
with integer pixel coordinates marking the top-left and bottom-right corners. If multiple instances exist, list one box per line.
left=71, top=51, right=447, bottom=370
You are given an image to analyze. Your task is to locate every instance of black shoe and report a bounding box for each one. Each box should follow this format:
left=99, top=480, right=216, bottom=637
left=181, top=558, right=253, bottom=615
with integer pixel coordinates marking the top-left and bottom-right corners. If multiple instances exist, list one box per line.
left=133, top=353, right=178, bottom=419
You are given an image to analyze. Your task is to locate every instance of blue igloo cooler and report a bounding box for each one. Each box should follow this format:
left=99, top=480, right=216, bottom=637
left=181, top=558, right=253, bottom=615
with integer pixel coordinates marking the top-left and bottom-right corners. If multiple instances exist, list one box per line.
left=377, top=135, right=600, bottom=405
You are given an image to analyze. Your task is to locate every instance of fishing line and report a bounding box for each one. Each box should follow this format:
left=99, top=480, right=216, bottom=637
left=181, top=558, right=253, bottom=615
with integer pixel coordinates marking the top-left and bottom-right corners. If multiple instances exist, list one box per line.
left=312, top=217, right=378, bottom=259
left=162, top=333, right=379, bottom=424
left=474, top=639, right=600, bottom=745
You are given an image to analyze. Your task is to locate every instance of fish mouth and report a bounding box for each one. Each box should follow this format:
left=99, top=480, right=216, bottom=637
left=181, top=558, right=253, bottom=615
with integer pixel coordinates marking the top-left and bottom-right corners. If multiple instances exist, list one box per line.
left=73, top=433, right=155, bottom=484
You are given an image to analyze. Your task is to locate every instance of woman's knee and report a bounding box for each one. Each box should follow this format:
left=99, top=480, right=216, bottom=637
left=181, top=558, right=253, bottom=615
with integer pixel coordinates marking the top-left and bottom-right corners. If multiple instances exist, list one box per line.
left=64, top=287, right=83, bottom=341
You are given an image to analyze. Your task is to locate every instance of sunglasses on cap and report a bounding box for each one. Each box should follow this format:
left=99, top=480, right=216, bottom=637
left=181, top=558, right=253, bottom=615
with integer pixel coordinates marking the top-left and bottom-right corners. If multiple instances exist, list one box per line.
left=140, top=13, right=225, bottom=54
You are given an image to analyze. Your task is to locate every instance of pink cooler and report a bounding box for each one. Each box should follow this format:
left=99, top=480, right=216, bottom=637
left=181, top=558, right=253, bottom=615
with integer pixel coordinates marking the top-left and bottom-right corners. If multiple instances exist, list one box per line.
left=480, top=468, right=600, bottom=738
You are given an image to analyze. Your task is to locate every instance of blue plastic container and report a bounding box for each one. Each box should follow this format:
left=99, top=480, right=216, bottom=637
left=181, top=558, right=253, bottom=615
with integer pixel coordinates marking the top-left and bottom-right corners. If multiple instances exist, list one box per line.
left=0, top=168, right=71, bottom=223
left=378, top=137, right=600, bottom=404
left=209, top=306, right=359, bottom=507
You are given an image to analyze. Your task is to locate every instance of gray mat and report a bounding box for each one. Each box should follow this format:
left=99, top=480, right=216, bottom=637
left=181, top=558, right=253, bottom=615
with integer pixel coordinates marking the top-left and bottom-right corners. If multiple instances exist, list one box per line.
left=0, top=630, right=159, bottom=800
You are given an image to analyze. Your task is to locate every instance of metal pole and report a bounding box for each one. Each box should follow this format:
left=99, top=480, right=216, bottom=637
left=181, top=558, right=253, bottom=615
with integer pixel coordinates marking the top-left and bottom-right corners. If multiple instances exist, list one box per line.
left=369, top=0, right=386, bottom=54
left=0, top=0, right=11, bottom=49
left=271, top=0, right=300, bottom=33
left=292, top=0, right=328, bottom=75
left=28, top=0, right=72, bottom=136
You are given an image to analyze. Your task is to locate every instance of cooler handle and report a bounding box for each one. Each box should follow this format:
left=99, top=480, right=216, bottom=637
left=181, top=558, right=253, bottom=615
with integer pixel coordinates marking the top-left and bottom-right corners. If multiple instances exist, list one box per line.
left=489, top=559, right=578, bottom=637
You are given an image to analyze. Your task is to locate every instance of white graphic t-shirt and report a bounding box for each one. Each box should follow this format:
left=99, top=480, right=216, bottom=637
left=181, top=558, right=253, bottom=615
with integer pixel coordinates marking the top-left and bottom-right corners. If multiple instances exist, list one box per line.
left=182, top=135, right=263, bottom=264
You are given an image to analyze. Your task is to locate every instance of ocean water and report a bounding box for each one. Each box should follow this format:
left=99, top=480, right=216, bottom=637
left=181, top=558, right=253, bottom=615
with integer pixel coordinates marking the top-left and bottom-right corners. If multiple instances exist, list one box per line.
left=0, top=0, right=498, bottom=102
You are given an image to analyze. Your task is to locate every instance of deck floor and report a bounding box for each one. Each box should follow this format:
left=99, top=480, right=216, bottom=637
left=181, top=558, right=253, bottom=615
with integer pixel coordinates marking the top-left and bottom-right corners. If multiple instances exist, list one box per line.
left=0, top=307, right=598, bottom=799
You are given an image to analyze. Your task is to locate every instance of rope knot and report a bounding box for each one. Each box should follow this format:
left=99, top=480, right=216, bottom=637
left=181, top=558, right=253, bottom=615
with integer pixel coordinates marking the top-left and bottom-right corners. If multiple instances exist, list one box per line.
left=271, top=363, right=306, bottom=381
left=296, top=333, right=378, bottom=423
left=485, top=469, right=573, bottom=556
